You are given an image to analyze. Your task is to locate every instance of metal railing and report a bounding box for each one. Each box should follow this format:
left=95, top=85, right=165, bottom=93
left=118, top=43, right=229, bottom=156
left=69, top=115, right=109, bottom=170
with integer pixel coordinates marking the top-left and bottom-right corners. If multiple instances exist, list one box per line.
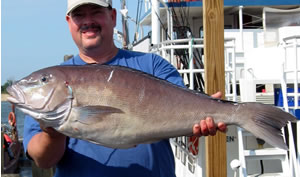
left=151, top=37, right=237, bottom=101
left=150, top=37, right=237, bottom=175
left=280, top=35, right=300, bottom=177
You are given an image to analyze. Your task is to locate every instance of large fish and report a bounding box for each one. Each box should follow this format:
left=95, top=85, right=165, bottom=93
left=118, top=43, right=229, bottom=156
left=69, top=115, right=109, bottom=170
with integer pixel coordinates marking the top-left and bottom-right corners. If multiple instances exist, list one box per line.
left=7, top=65, right=297, bottom=149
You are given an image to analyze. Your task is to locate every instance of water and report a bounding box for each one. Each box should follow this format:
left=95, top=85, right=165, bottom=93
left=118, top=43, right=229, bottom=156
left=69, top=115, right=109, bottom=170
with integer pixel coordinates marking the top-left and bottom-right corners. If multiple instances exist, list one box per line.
left=1, top=101, right=26, bottom=137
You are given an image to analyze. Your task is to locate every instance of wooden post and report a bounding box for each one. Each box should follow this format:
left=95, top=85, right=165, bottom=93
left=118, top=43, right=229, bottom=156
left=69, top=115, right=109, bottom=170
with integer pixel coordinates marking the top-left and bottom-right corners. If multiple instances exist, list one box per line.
left=31, top=162, right=55, bottom=177
left=203, top=0, right=227, bottom=177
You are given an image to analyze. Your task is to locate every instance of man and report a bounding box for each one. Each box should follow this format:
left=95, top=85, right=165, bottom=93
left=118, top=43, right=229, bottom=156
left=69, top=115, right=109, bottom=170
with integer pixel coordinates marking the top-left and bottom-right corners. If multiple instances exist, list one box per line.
left=23, top=0, right=226, bottom=176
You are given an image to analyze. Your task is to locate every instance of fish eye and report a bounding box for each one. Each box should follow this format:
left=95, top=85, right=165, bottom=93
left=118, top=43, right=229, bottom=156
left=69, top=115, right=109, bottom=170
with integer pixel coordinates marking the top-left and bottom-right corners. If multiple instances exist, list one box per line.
left=40, top=76, right=48, bottom=83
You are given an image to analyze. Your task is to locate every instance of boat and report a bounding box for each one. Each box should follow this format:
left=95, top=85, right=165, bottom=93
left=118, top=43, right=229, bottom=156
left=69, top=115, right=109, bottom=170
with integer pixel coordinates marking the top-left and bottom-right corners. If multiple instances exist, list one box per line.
left=1, top=106, right=22, bottom=174
left=119, top=0, right=300, bottom=176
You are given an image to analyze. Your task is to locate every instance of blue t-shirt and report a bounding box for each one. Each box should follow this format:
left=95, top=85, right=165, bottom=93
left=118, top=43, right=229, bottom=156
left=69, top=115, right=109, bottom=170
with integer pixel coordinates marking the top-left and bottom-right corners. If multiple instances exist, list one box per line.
left=23, top=49, right=185, bottom=177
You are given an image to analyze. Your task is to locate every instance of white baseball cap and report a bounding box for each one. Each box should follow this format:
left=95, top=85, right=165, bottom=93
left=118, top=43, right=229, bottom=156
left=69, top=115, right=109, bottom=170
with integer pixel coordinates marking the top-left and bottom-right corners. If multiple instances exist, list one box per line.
left=67, top=0, right=112, bottom=14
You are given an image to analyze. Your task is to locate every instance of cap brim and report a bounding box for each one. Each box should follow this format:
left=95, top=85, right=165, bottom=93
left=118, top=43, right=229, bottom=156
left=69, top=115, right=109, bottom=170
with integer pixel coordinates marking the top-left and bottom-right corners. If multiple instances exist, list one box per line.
left=67, top=1, right=109, bottom=15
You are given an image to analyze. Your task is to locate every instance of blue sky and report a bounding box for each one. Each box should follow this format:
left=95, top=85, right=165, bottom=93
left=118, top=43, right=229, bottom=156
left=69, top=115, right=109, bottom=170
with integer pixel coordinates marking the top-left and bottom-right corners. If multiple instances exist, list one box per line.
left=1, top=0, right=144, bottom=85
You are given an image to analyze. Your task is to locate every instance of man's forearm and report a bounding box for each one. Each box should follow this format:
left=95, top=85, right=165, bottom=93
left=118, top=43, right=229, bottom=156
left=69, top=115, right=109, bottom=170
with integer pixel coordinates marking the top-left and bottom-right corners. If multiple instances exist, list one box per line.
left=27, top=131, right=66, bottom=168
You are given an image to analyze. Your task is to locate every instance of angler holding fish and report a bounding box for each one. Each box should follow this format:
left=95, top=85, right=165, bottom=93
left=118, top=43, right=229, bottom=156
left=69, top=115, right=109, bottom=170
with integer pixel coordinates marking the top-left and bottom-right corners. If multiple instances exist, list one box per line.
left=6, top=0, right=229, bottom=177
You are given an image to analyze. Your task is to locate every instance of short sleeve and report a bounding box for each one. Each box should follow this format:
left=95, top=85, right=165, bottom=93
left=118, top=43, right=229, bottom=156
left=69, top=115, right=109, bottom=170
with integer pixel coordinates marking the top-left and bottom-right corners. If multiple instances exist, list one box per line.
left=23, top=115, right=42, bottom=157
left=152, top=54, right=185, bottom=88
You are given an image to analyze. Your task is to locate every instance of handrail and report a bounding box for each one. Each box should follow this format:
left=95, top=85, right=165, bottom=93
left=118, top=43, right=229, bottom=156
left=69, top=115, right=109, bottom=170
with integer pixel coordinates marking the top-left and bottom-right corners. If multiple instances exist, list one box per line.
left=151, top=37, right=237, bottom=101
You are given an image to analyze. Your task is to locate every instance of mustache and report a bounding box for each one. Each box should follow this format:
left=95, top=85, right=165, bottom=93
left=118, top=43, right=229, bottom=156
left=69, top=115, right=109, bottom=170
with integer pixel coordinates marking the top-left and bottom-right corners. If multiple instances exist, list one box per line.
left=80, top=24, right=102, bottom=32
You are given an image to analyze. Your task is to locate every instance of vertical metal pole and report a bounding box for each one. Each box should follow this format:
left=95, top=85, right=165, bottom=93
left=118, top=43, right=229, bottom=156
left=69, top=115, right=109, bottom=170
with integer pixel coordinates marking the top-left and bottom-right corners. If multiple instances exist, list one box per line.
left=294, top=38, right=298, bottom=108
left=237, top=127, right=247, bottom=177
left=170, top=10, right=175, bottom=66
left=151, top=0, right=160, bottom=46
left=239, top=6, right=244, bottom=51
left=232, top=39, right=237, bottom=102
left=189, top=38, right=194, bottom=89
left=121, top=0, right=129, bottom=49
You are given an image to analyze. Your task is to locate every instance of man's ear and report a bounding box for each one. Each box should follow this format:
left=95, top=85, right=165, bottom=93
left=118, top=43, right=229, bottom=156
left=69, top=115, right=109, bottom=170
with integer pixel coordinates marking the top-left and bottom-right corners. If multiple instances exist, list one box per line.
left=66, top=15, right=70, bottom=22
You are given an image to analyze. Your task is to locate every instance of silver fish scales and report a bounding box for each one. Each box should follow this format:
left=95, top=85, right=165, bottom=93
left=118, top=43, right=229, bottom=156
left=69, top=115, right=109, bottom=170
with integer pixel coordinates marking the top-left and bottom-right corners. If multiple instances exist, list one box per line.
left=7, top=65, right=297, bottom=149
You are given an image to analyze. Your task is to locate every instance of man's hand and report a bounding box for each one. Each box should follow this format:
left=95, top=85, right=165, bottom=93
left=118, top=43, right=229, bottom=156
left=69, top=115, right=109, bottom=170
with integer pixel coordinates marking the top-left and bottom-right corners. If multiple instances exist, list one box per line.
left=192, top=91, right=227, bottom=137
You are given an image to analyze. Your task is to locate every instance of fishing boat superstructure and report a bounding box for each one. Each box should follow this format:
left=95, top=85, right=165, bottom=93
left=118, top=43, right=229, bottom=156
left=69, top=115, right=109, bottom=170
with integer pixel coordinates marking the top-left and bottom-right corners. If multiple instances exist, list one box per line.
left=125, top=0, right=300, bottom=176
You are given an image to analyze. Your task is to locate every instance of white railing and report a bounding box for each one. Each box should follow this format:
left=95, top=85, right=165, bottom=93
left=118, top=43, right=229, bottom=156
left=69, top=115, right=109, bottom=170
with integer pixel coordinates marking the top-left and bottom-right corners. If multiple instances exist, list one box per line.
left=151, top=37, right=237, bottom=101
left=150, top=37, right=237, bottom=176
left=280, top=35, right=300, bottom=177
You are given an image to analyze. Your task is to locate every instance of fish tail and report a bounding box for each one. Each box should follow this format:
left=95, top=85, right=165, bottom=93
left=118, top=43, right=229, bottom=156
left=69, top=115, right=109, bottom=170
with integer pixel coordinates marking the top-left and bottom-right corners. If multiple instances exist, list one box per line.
left=237, top=103, right=297, bottom=150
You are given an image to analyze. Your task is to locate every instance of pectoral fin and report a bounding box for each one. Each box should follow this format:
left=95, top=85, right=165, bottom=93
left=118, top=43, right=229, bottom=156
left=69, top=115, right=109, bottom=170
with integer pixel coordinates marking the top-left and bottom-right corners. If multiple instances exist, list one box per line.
left=73, top=105, right=124, bottom=125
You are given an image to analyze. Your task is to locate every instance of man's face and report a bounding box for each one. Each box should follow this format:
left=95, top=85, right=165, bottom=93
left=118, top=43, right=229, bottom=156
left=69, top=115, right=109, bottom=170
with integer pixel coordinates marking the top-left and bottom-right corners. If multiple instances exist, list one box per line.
left=66, top=4, right=116, bottom=52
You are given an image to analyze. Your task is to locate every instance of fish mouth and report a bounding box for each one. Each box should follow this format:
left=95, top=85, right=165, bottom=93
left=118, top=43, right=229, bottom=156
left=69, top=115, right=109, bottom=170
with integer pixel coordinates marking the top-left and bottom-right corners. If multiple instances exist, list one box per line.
left=7, top=85, right=56, bottom=113
left=6, top=85, right=25, bottom=105
left=6, top=84, right=71, bottom=127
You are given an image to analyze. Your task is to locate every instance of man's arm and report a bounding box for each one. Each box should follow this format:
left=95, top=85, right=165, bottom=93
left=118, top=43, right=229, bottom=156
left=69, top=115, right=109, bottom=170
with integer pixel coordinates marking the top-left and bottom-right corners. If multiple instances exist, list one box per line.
left=27, top=127, right=66, bottom=168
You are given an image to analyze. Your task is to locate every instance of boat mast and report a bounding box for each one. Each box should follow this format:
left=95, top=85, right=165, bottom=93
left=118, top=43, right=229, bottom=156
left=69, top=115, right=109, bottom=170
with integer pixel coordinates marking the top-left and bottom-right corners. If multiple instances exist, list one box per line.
left=151, top=0, right=160, bottom=50
left=121, top=0, right=129, bottom=49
